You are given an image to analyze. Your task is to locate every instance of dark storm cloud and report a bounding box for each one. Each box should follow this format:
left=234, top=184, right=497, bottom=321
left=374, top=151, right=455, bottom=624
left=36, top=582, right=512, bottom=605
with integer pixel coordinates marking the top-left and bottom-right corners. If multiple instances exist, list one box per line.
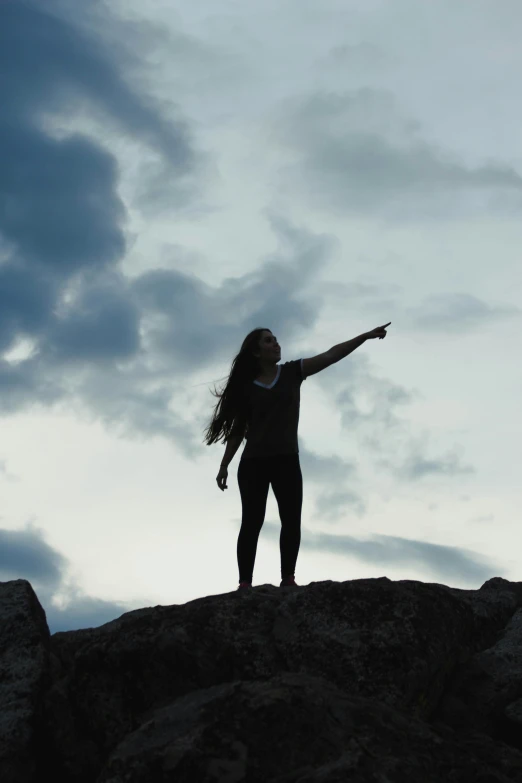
left=0, top=264, right=56, bottom=354
left=0, top=0, right=203, bottom=397
left=271, top=89, right=522, bottom=219
left=0, top=128, right=125, bottom=273
left=1, top=1, right=196, bottom=177
left=42, top=274, right=141, bottom=363
left=0, top=1, right=200, bottom=262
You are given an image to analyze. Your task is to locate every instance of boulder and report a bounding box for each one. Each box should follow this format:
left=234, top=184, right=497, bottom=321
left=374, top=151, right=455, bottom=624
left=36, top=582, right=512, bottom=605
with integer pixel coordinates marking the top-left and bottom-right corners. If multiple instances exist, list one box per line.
left=2, top=576, right=522, bottom=782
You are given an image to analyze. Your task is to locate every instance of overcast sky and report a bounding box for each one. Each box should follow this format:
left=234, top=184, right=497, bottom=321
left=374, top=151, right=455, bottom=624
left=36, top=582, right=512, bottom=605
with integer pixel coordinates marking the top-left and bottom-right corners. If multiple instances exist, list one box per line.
left=1, top=0, right=521, bottom=634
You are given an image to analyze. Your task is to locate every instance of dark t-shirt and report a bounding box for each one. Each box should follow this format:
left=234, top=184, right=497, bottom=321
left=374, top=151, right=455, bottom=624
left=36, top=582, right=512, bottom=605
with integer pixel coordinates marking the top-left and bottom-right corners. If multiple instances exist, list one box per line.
left=240, top=359, right=306, bottom=460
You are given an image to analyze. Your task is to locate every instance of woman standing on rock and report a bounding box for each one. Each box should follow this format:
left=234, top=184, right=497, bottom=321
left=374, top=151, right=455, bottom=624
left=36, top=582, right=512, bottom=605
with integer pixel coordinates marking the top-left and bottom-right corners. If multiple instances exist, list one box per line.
left=203, top=323, right=390, bottom=592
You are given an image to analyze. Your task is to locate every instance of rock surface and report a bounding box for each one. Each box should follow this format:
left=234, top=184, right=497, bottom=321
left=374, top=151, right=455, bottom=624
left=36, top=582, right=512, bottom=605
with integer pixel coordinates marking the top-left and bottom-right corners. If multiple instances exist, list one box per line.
left=2, top=576, right=522, bottom=782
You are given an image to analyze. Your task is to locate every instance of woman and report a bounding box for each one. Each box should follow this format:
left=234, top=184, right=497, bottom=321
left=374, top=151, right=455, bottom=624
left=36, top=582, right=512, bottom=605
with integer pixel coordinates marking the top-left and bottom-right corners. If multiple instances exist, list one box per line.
left=203, top=323, right=390, bottom=592
left=203, top=327, right=305, bottom=592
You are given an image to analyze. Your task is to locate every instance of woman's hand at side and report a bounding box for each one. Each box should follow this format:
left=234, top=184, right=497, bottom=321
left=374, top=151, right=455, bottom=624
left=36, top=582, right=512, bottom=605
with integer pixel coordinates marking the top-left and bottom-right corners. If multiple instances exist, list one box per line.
left=217, top=465, right=228, bottom=491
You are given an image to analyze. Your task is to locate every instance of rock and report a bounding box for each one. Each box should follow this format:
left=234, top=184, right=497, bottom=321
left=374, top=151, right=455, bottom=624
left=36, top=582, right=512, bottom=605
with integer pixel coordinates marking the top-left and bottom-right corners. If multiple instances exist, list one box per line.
left=2, top=575, right=522, bottom=782
left=0, top=580, right=51, bottom=783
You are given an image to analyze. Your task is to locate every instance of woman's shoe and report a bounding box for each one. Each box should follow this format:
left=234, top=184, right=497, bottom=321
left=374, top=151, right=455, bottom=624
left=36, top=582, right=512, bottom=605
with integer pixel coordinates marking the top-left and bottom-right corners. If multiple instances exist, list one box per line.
left=238, top=581, right=252, bottom=590
left=280, top=575, right=299, bottom=587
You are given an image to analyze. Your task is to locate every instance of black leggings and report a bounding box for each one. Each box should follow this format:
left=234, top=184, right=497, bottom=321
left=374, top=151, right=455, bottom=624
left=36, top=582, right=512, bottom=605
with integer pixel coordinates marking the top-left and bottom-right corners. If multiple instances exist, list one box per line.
left=236, top=453, right=303, bottom=584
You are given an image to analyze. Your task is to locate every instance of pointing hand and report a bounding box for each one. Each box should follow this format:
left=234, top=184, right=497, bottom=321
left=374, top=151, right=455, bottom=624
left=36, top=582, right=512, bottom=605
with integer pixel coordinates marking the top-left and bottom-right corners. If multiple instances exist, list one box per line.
left=366, top=322, right=391, bottom=340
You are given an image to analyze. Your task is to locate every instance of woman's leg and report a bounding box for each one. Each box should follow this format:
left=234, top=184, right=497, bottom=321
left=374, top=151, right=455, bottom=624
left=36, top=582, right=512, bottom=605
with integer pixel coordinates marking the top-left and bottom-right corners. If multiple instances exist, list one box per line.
left=270, top=454, right=303, bottom=580
left=236, top=457, right=270, bottom=584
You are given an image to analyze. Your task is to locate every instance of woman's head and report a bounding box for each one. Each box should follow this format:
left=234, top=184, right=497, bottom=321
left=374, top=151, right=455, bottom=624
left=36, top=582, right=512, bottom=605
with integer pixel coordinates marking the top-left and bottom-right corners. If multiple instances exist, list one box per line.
left=253, top=329, right=281, bottom=370
left=202, top=327, right=278, bottom=446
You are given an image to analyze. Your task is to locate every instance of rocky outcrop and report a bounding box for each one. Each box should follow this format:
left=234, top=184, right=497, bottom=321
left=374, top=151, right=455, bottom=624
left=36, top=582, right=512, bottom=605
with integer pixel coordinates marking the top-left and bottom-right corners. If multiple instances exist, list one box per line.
left=2, top=575, right=522, bottom=782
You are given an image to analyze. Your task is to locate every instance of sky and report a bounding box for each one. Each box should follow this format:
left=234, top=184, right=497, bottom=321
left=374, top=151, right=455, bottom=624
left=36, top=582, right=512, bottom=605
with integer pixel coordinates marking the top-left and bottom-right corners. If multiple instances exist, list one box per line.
left=1, top=0, right=521, bottom=634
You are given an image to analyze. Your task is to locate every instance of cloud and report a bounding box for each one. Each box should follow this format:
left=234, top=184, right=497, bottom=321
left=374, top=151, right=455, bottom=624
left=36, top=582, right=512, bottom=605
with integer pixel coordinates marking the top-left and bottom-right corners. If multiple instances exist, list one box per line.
left=44, top=589, right=140, bottom=635
left=0, top=523, right=67, bottom=590
left=2, top=3, right=356, bottom=465
left=299, top=354, right=476, bottom=517
left=0, top=0, right=205, bottom=325
left=262, top=520, right=504, bottom=585
left=42, top=273, right=141, bottom=363
left=0, top=0, right=209, bottom=424
left=0, top=129, right=125, bottom=273
left=269, top=88, right=522, bottom=219
left=0, top=521, right=145, bottom=634
left=394, top=440, right=475, bottom=482
left=0, top=211, right=338, bottom=458
left=1, top=1, right=202, bottom=198
left=407, top=292, right=521, bottom=333
left=318, top=42, right=399, bottom=74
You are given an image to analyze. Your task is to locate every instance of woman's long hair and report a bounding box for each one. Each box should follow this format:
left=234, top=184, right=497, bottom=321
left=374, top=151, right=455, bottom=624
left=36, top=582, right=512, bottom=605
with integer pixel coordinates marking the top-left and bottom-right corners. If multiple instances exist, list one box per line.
left=202, top=327, right=271, bottom=446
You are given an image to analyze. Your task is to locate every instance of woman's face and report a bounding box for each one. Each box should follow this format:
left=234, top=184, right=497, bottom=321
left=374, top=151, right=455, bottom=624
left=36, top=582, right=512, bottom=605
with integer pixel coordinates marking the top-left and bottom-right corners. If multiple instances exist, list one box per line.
left=256, top=331, right=281, bottom=362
